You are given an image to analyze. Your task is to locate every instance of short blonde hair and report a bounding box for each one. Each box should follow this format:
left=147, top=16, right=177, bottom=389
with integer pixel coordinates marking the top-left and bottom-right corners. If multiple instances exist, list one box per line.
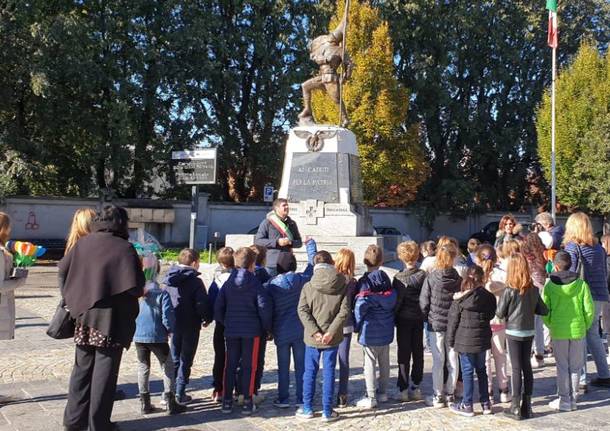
left=563, top=212, right=595, bottom=247
left=397, top=241, right=419, bottom=265
left=0, top=212, right=11, bottom=244
left=435, top=243, right=457, bottom=270
left=65, top=208, right=96, bottom=253
left=335, top=248, right=355, bottom=278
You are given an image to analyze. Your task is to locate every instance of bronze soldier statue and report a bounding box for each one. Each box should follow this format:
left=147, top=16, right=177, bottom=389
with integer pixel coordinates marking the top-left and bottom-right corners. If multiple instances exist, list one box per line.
left=298, top=4, right=352, bottom=128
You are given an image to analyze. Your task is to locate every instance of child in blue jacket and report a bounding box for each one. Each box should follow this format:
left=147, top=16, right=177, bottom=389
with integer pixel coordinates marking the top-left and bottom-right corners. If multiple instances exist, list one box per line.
left=215, top=247, right=272, bottom=415
left=164, top=248, right=212, bottom=404
left=354, top=245, right=397, bottom=409
left=134, top=254, right=185, bottom=415
left=265, top=239, right=317, bottom=408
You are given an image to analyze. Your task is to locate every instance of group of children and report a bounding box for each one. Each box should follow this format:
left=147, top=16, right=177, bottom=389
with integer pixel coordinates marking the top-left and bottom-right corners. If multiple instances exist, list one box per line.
left=130, top=231, right=599, bottom=422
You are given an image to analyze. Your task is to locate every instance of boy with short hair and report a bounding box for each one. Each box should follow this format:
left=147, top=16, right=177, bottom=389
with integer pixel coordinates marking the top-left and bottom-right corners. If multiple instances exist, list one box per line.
left=543, top=251, right=594, bottom=412
left=164, top=248, right=212, bottom=404
left=208, top=247, right=235, bottom=402
left=215, top=247, right=271, bottom=415
left=296, top=250, right=349, bottom=422
left=393, top=241, right=427, bottom=402
left=354, top=245, right=397, bottom=409
left=265, top=239, right=317, bottom=408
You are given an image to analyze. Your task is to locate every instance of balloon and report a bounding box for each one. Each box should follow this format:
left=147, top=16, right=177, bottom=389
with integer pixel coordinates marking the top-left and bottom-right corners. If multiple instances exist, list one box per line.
left=35, top=246, right=47, bottom=257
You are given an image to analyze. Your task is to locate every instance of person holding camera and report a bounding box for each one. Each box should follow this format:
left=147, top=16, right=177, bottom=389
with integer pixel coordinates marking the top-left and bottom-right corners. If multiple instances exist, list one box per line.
left=534, top=212, right=564, bottom=250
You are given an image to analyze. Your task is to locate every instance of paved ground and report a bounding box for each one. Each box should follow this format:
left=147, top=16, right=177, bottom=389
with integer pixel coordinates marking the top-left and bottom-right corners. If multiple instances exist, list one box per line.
left=1, top=266, right=610, bottom=430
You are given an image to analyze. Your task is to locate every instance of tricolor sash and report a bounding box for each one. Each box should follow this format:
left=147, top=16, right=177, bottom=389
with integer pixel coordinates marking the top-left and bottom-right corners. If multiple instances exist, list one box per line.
left=268, top=213, right=294, bottom=241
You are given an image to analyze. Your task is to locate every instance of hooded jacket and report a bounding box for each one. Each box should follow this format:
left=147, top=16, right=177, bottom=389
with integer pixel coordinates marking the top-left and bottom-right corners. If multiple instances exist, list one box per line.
left=565, top=242, right=609, bottom=302
left=134, top=282, right=176, bottom=343
left=419, top=268, right=462, bottom=332
left=354, top=270, right=397, bottom=346
left=496, top=285, right=548, bottom=336
left=214, top=268, right=271, bottom=338
left=298, top=263, right=349, bottom=348
left=265, top=240, right=317, bottom=345
left=446, top=287, right=496, bottom=353
left=208, top=269, right=232, bottom=320
left=393, top=267, right=426, bottom=323
left=254, top=212, right=302, bottom=271
left=542, top=271, right=594, bottom=340
left=163, top=265, right=211, bottom=332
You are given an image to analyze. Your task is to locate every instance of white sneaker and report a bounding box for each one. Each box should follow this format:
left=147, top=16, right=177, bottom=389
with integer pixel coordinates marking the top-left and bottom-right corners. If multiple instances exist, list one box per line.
left=396, top=389, right=409, bottom=402
left=377, top=393, right=388, bottom=403
left=408, top=387, right=423, bottom=401
left=548, top=398, right=572, bottom=412
left=425, top=395, right=446, bottom=408
left=356, top=397, right=377, bottom=409
left=500, top=391, right=511, bottom=403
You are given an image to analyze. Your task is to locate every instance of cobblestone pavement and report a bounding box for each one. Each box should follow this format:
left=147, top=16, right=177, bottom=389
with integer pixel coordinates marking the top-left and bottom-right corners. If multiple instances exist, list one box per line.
left=1, top=266, right=610, bottom=430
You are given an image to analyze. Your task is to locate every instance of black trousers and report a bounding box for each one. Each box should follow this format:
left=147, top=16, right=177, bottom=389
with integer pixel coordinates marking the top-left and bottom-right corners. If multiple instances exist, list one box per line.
left=212, top=323, right=225, bottom=392
left=255, top=337, right=267, bottom=394
left=224, top=336, right=260, bottom=402
left=507, top=335, right=534, bottom=396
left=63, top=345, right=123, bottom=431
left=396, top=320, right=424, bottom=390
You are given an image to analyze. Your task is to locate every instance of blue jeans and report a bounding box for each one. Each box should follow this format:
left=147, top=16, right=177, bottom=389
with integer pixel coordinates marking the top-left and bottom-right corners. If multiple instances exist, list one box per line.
left=581, top=301, right=610, bottom=383
left=303, top=345, right=339, bottom=416
left=171, top=329, right=200, bottom=396
left=276, top=339, right=305, bottom=403
left=337, top=333, right=352, bottom=396
left=460, top=351, right=489, bottom=406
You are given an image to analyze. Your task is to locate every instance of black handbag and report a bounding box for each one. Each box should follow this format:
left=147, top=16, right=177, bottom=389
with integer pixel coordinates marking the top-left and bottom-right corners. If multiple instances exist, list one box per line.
left=46, top=298, right=75, bottom=339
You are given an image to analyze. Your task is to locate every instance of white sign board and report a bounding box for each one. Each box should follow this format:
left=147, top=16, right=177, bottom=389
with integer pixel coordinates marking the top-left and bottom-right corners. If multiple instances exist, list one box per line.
left=263, top=184, right=274, bottom=202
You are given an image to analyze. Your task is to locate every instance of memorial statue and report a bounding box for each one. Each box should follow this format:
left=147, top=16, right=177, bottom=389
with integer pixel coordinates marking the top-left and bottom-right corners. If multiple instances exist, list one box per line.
left=298, top=1, right=352, bottom=128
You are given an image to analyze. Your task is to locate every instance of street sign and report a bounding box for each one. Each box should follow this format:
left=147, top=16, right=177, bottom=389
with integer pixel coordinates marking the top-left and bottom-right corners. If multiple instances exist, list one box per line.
left=172, top=148, right=217, bottom=185
left=263, top=184, right=274, bottom=202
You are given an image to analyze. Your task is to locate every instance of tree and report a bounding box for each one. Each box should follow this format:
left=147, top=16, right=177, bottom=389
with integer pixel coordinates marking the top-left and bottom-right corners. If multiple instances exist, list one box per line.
left=311, top=0, right=428, bottom=206
left=537, top=43, right=610, bottom=212
left=379, top=0, right=610, bottom=216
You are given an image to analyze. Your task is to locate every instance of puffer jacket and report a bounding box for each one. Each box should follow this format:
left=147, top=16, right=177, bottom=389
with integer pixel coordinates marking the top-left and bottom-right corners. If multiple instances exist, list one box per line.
left=208, top=269, right=232, bottom=320
left=264, top=240, right=317, bottom=345
left=393, top=267, right=426, bottom=323
left=354, top=270, right=397, bottom=346
left=446, top=287, right=496, bottom=353
left=565, top=242, right=609, bottom=302
left=542, top=271, right=594, bottom=340
left=134, top=282, right=175, bottom=343
left=163, top=265, right=211, bottom=331
left=496, top=285, right=548, bottom=335
left=298, top=263, right=349, bottom=348
left=214, top=268, right=272, bottom=338
left=419, top=268, right=462, bottom=332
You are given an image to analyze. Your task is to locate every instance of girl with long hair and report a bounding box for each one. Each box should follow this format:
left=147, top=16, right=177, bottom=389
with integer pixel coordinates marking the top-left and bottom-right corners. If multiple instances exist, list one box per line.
left=65, top=208, right=96, bottom=254
left=495, top=215, right=518, bottom=248
left=496, top=253, right=548, bottom=420
left=334, top=248, right=357, bottom=408
left=563, top=212, right=610, bottom=389
left=475, top=244, right=510, bottom=404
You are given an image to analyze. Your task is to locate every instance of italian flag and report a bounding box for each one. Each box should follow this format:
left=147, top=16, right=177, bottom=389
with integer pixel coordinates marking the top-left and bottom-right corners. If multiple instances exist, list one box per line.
left=547, top=0, right=558, bottom=48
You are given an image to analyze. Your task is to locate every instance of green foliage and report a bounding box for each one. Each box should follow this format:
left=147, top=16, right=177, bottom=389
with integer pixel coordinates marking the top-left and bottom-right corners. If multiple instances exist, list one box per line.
left=537, top=42, right=609, bottom=212
left=312, top=0, right=429, bottom=206
left=159, top=248, right=212, bottom=264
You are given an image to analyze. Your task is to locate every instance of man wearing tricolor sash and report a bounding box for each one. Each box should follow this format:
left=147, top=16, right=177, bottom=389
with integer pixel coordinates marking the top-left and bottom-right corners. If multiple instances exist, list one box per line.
left=255, top=198, right=303, bottom=277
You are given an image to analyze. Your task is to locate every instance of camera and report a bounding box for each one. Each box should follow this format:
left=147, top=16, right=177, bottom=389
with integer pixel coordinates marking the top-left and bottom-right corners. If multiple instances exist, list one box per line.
left=529, top=222, right=544, bottom=233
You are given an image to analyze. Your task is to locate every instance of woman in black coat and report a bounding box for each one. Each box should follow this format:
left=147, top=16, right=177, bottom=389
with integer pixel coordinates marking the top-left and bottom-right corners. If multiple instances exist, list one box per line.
left=61, top=205, right=145, bottom=431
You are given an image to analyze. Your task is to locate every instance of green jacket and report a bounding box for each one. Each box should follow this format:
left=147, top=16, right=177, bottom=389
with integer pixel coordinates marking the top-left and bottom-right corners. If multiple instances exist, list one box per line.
left=298, top=263, right=349, bottom=348
left=542, top=271, right=594, bottom=340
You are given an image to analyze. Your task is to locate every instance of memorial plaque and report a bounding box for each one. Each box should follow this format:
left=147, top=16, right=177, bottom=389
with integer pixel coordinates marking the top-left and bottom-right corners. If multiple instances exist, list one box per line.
left=349, top=155, right=364, bottom=203
left=288, top=152, right=339, bottom=203
left=172, top=148, right=217, bottom=185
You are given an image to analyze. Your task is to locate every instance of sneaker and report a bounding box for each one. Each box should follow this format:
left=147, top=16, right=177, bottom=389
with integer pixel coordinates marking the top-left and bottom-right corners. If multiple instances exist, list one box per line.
left=295, top=407, right=314, bottom=420
left=408, top=387, right=423, bottom=401
left=273, top=399, right=290, bottom=409
left=242, top=399, right=256, bottom=415
left=500, top=390, right=511, bottom=404
left=323, top=410, right=340, bottom=423
left=377, top=393, right=388, bottom=403
left=449, top=402, right=474, bottom=417
left=356, top=397, right=377, bottom=409
left=337, top=395, right=348, bottom=408
left=221, top=400, right=233, bottom=414
left=590, top=377, right=610, bottom=387
left=425, top=395, right=446, bottom=408
left=482, top=401, right=493, bottom=415
left=548, top=398, right=572, bottom=412
left=396, top=389, right=410, bottom=402
left=531, top=355, right=545, bottom=369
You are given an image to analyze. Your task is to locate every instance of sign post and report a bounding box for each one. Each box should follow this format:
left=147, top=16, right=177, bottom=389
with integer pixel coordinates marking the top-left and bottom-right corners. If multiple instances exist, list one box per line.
left=263, top=184, right=274, bottom=203
left=172, top=148, right=217, bottom=249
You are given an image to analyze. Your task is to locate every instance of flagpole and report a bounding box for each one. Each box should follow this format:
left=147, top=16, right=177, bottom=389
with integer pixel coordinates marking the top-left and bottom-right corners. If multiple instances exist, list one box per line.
left=550, top=34, right=557, bottom=223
